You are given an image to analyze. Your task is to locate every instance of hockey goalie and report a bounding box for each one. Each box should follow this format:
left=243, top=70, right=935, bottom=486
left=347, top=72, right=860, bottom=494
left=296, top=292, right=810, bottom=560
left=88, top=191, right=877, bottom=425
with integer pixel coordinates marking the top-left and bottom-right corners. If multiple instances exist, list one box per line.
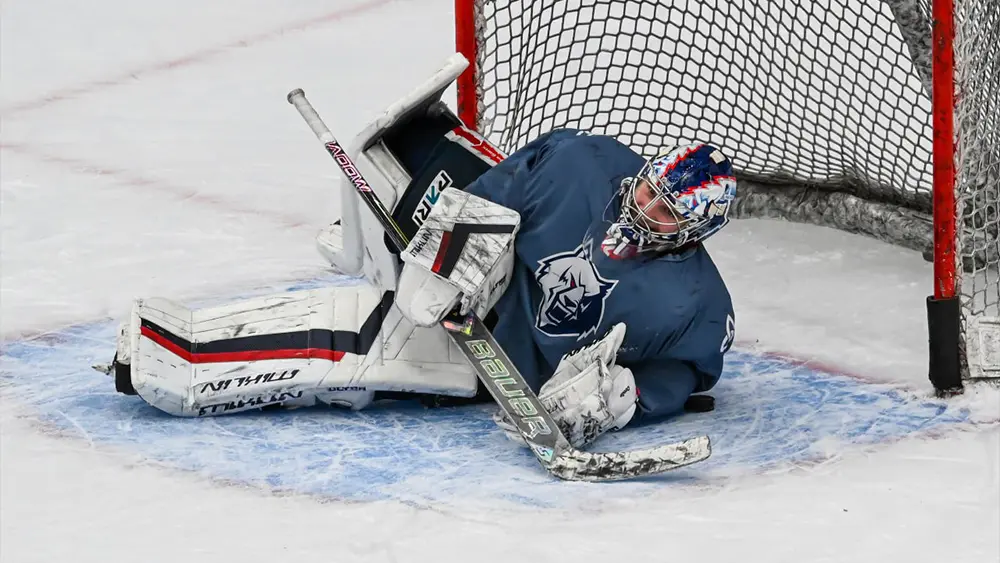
left=108, top=55, right=737, bottom=450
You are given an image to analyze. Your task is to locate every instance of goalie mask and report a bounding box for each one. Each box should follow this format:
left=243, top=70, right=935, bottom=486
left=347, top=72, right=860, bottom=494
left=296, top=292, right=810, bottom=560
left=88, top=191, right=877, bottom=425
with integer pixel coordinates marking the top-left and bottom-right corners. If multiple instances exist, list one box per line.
left=602, top=143, right=737, bottom=259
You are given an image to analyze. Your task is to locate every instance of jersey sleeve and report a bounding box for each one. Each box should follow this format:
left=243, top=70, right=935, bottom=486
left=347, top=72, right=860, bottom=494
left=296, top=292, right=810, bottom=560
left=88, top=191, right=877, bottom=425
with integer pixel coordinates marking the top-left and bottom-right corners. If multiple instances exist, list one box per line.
left=627, top=359, right=700, bottom=422
left=626, top=289, right=733, bottom=423
left=464, top=128, right=581, bottom=212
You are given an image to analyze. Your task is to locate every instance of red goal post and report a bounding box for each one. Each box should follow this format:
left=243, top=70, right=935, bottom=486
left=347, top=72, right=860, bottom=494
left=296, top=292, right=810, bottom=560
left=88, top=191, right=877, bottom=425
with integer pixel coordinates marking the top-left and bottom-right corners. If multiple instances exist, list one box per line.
left=454, top=0, right=1000, bottom=394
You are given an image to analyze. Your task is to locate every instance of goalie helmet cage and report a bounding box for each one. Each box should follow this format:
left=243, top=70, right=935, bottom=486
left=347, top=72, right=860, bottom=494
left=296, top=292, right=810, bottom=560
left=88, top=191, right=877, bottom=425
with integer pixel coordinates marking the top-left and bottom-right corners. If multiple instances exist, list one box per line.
left=453, top=0, right=1000, bottom=395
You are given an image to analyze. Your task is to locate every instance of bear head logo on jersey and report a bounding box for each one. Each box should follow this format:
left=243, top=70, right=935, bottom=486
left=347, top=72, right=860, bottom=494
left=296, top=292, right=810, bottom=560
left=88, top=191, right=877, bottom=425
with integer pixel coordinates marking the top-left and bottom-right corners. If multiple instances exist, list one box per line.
left=534, top=240, right=618, bottom=340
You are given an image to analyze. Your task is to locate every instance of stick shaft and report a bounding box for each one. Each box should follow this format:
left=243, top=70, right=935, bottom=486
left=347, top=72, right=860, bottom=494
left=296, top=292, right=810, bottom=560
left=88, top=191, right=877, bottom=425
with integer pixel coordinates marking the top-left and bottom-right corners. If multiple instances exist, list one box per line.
left=287, top=89, right=410, bottom=251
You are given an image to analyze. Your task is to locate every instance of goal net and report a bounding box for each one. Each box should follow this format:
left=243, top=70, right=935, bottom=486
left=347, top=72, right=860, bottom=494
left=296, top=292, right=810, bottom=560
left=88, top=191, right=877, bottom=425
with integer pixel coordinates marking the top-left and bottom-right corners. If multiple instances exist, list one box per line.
left=454, top=0, right=1000, bottom=390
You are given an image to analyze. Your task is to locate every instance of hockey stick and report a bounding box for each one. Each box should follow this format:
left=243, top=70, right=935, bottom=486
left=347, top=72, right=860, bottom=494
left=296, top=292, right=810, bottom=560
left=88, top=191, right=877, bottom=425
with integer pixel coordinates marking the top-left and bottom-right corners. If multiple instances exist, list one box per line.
left=286, top=88, right=711, bottom=481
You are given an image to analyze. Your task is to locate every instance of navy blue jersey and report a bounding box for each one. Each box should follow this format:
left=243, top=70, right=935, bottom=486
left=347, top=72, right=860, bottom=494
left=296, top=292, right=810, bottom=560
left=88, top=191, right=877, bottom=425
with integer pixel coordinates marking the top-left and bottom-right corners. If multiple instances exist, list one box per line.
left=465, top=129, right=735, bottom=422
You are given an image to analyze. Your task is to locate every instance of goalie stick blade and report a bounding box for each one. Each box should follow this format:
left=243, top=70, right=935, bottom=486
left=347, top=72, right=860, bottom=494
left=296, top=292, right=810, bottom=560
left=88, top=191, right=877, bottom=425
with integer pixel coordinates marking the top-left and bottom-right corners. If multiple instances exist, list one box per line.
left=547, top=435, right=712, bottom=482
left=448, top=314, right=711, bottom=481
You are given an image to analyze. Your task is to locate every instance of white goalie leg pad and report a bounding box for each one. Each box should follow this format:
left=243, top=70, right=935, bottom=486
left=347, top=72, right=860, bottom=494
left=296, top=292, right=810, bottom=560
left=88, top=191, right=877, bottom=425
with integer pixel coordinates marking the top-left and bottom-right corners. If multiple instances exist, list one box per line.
left=122, top=285, right=478, bottom=417
left=336, top=134, right=405, bottom=289
left=336, top=53, right=471, bottom=291
left=316, top=221, right=363, bottom=276
left=115, top=317, right=133, bottom=366
left=127, top=288, right=363, bottom=416
left=396, top=188, right=520, bottom=327
left=354, top=312, right=479, bottom=398
left=495, top=323, right=638, bottom=448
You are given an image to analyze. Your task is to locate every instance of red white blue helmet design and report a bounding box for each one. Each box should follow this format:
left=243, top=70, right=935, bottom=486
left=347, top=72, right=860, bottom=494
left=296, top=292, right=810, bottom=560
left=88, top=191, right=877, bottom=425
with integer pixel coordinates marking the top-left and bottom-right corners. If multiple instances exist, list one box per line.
left=602, top=143, right=737, bottom=259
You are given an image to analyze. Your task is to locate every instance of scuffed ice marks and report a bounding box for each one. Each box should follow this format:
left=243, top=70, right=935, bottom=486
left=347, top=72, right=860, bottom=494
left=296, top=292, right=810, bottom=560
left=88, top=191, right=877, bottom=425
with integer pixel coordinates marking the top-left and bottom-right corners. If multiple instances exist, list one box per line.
left=0, top=287, right=976, bottom=507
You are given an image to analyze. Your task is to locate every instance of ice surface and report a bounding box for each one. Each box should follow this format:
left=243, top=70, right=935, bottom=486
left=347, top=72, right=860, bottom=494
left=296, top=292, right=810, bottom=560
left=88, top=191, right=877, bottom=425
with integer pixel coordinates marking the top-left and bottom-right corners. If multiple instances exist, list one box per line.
left=1, top=0, right=998, bottom=561
left=0, top=286, right=975, bottom=509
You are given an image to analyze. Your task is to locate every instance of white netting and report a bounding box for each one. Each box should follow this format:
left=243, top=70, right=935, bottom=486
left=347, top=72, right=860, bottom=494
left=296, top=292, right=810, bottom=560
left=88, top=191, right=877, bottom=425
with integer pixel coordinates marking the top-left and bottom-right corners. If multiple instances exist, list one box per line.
left=954, top=0, right=1000, bottom=377
left=468, top=0, right=1000, bottom=377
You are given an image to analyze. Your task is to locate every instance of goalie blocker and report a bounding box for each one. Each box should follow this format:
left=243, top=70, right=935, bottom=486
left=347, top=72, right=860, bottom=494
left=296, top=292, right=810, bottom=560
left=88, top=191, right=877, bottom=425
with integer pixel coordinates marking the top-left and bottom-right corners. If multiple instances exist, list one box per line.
left=111, top=56, right=514, bottom=416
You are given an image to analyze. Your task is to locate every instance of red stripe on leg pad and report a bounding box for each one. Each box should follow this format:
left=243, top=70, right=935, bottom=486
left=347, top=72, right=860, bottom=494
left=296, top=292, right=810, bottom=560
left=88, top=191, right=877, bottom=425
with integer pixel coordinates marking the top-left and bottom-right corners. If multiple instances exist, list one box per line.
left=141, top=325, right=194, bottom=361
left=139, top=325, right=346, bottom=364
